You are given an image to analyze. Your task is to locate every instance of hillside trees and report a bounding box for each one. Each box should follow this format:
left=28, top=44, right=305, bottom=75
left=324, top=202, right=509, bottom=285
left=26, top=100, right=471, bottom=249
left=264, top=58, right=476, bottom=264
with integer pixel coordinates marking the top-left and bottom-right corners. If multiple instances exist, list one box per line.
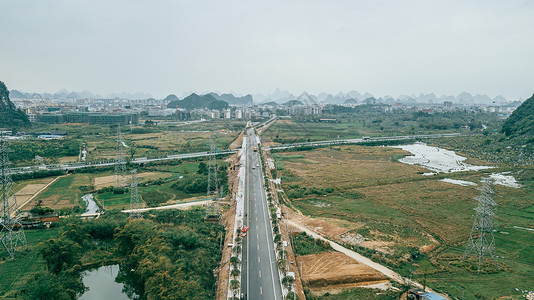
left=0, top=81, right=30, bottom=127
left=502, top=94, right=534, bottom=136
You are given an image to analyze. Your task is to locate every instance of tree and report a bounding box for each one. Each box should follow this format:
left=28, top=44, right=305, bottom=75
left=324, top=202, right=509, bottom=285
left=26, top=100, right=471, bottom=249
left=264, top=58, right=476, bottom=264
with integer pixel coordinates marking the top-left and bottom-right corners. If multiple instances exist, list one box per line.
left=282, top=276, right=295, bottom=288
left=231, top=268, right=241, bottom=278
left=230, top=279, right=240, bottom=291
left=197, top=162, right=208, bottom=175
left=30, top=206, right=54, bottom=216
left=230, top=256, right=240, bottom=268
left=39, top=238, right=82, bottom=275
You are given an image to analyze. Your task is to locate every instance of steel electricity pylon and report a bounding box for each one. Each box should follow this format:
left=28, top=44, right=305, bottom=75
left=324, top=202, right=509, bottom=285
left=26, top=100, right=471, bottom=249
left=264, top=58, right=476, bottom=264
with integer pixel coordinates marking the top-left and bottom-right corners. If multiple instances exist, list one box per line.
left=114, top=124, right=127, bottom=188
left=463, top=182, right=498, bottom=272
left=129, top=169, right=141, bottom=219
left=0, top=134, right=27, bottom=258
left=205, top=135, right=220, bottom=220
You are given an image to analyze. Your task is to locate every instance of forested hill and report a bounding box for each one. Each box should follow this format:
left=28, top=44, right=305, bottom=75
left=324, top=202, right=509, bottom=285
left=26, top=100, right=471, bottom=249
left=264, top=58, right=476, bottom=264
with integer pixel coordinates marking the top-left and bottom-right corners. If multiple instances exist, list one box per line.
left=0, top=81, right=30, bottom=127
left=502, top=94, right=534, bottom=136
left=166, top=93, right=228, bottom=110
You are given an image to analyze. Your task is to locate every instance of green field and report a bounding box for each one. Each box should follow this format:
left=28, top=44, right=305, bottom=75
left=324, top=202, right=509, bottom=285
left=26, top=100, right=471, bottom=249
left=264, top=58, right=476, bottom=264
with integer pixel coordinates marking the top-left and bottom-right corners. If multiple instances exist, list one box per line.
left=274, top=145, right=534, bottom=299
left=34, top=174, right=91, bottom=212
left=0, top=228, right=60, bottom=298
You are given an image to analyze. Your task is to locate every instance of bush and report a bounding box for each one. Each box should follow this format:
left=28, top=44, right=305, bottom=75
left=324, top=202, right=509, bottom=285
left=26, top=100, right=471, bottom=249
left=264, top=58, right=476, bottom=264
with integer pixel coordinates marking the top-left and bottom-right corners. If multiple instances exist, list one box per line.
left=30, top=206, right=54, bottom=216
left=142, top=190, right=171, bottom=206
left=292, top=232, right=332, bottom=256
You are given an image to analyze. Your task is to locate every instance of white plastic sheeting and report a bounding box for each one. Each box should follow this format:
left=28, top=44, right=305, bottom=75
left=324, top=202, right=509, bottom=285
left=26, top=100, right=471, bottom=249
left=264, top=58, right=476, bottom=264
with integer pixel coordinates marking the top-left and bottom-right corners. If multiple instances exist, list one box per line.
left=392, top=143, right=493, bottom=173
left=440, top=179, right=478, bottom=186
left=489, top=172, right=522, bottom=188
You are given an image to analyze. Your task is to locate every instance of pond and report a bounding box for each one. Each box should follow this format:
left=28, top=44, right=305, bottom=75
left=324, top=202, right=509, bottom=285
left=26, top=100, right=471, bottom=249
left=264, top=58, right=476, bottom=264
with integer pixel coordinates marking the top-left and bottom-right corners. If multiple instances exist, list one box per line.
left=79, top=265, right=139, bottom=300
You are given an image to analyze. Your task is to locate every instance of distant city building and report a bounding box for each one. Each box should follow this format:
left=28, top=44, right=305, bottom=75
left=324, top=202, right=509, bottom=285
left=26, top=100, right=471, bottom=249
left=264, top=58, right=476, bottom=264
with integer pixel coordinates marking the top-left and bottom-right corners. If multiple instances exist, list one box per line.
left=223, top=109, right=231, bottom=119
left=210, top=110, right=220, bottom=119
left=27, top=113, right=37, bottom=122
left=235, top=109, right=243, bottom=119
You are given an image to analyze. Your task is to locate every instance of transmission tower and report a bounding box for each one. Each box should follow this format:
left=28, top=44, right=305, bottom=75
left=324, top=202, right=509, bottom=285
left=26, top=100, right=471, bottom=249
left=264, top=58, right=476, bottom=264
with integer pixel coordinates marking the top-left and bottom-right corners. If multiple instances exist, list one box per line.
left=0, top=134, right=27, bottom=258
left=114, top=124, right=127, bottom=188
left=129, top=169, right=141, bottom=219
left=205, top=135, right=220, bottom=220
left=463, top=182, right=498, bottom=271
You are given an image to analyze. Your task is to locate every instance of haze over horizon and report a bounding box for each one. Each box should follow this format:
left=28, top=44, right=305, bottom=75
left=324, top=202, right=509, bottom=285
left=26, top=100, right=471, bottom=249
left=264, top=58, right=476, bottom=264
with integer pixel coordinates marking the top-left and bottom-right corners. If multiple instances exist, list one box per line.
left=1, top=0, right=533, bottom=100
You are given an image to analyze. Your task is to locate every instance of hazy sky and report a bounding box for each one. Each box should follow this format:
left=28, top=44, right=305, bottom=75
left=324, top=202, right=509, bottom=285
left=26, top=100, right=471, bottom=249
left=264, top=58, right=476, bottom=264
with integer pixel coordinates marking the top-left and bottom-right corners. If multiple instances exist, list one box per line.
left=1, top=0, right=533, bottom=100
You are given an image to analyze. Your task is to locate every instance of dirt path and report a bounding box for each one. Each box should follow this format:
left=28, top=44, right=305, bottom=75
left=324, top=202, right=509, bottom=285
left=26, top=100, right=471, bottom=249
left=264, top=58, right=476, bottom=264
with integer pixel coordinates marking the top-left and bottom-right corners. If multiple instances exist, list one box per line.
left=287, top=219, right=450, bottom=299
left=121, top=200, right=208, bottom=213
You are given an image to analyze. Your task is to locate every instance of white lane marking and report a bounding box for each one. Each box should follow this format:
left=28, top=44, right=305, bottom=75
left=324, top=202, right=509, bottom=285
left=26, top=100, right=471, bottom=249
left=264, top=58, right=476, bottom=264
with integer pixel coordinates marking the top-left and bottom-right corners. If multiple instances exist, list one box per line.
left=258, top=256, right=260, bottom=263
left=259, top=270, right=261, bottom=278
left=257, top=244, right=259, bottom=250
left=260, top=286, right=262, bottom=295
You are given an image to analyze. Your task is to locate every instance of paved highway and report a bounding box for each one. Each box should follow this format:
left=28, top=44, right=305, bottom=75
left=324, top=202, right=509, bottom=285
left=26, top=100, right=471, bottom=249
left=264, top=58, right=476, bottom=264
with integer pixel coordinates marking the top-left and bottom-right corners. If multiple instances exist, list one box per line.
left=242, top=128, right=283, bottom=300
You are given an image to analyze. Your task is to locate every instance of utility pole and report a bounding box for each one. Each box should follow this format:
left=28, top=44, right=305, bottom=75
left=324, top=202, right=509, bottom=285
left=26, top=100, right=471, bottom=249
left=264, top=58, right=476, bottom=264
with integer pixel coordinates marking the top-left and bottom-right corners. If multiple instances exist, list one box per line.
left=114, top=124, right=127, bottom=188
left=129, top=169, right=141, bottom=219
left=0, top=134, right=27, bottom=258
left=463, top=181, right=498, bottom=271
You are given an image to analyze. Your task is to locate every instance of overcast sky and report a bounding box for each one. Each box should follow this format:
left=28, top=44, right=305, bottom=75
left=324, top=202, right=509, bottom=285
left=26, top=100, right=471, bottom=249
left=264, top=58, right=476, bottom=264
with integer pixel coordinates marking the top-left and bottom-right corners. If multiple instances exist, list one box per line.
left=1, top=0, right=533, bottom=100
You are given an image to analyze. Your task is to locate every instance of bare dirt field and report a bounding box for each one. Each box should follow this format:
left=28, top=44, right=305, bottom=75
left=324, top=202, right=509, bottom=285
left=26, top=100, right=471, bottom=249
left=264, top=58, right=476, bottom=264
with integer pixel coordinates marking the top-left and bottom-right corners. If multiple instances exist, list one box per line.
left=286, top=207, right=358, bottom=239
left=14, top=177, right=56, bottom=208
left=297, top=252, right=388, bottom=292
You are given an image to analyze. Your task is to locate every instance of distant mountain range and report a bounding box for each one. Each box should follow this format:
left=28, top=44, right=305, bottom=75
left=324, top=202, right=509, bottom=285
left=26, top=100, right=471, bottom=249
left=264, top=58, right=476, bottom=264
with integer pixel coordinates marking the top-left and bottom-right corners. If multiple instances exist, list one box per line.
left=9, top=86, right=519, bottom=106
left=9, top=89, right=152, bottom=100
left=209, top=93, right=253, bottom=105
left=254, top=89, right=515, bottom=105
left=166, top=93, right=228, bottom=110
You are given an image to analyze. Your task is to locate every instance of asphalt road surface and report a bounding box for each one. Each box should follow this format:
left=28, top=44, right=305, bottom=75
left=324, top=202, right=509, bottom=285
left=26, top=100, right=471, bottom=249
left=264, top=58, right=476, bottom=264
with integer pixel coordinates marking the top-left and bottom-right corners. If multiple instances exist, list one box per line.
left=241, top=128, right=283, bottom=300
